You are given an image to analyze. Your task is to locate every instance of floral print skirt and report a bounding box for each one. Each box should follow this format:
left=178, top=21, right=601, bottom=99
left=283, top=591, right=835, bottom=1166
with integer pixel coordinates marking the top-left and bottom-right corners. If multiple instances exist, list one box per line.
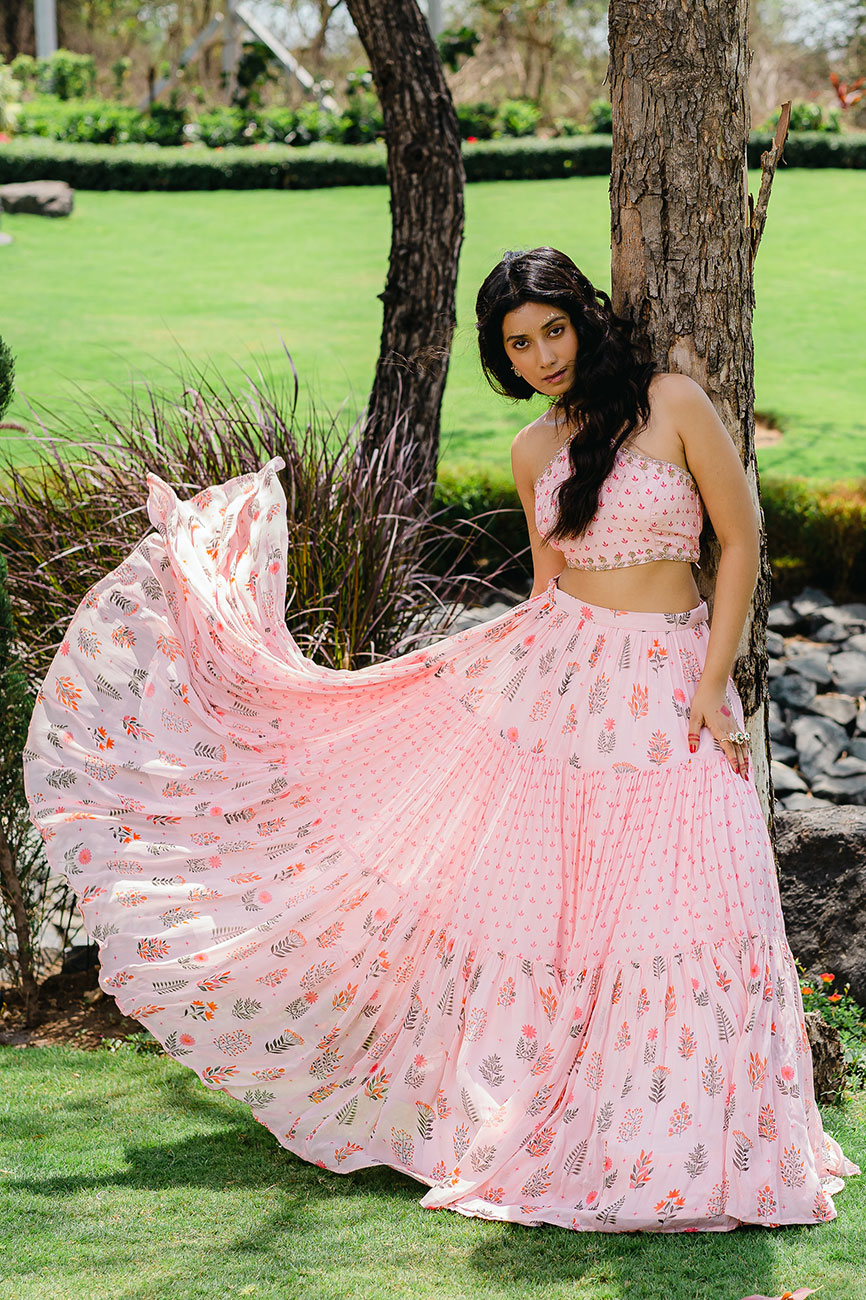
left=23, top=456, right=859, bottom=1233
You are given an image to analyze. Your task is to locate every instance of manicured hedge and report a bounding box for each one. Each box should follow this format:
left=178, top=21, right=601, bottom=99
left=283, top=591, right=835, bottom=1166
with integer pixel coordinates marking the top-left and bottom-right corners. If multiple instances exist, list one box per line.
left=431, top=468, right=866, bottom=601
left=2, top=131, right=866, bottom=192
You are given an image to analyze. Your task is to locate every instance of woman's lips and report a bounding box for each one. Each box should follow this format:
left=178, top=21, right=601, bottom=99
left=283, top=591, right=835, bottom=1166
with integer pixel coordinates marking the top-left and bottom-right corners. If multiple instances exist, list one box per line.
left=544, top=368, right=567, bottom=382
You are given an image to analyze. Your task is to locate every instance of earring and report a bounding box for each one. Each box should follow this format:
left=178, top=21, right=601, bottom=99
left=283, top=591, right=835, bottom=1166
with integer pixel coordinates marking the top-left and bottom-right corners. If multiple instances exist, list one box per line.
left=511, top=365, right=520, bottom=375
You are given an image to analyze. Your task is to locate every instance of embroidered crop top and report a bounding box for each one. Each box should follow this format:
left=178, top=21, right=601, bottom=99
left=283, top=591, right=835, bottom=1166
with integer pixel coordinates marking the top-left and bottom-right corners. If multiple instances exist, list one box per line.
left=533, top=438, right=703, bottom=571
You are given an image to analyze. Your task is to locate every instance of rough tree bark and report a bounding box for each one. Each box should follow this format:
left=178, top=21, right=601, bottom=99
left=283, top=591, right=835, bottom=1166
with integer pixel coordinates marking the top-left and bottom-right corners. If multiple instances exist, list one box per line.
left=343, top=0, right=465, bottom=505
left=608, top=0, right=778, bottom=836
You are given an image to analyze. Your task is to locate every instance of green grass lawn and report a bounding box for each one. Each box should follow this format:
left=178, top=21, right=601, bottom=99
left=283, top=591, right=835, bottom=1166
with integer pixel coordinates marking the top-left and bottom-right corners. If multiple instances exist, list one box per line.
left=0, top=169, right=864, bottom=482
left=1, top=1042, right=864, bottom=1300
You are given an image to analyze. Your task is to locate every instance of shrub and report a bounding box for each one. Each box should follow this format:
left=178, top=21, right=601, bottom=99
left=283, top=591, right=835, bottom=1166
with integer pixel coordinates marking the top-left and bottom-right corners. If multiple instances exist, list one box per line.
left=761, top=100, right=842, bottom=133
left=455, top=100, right=498, bottom=140
left=0, top=62, right=20, bottom=132
left=0, top=335, right=14, bottom=420
left=35, top=48, right=96, bottom=100
left=494, top=98, right=542, bottom=138
left=797, top=963, right=866, bottom=1092
left=15, top=96, right=142, bottom=145
left=1, top=132, right=865, bottom=193
left=587, top=97, right=612, bottom=133
left=187, top=106, right=247, bottom=148
left=0, top=551, right=51, bottom=1003
left=9, top=54, right=36, bottom=88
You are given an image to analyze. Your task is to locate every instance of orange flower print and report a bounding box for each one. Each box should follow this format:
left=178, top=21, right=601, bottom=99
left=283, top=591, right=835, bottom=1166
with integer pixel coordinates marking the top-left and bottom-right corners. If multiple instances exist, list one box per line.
left=137, top=936, right=170, bottom=961
left=55, top=676, right=82, bottom=712
left=747, top=1051, right=767, bottom=1090
left=540, top=986, right=558, bottom=1022
left=647, top=639, right=668, bottom=673
left=529, top=690, right=552, bottom=721
left=111, top=625, right=136, bottom=648
left=630, top=1148, right=653, bottom=1188
left=758, top=1103, right=777, bottom=1141
left=654, top=1188, right=686, bottom=1225
left=647, top=729, right=673, bottom=765
left=561, top=704, right=578, bottom=734
left=587, top=673, right=610, bottom=714
left=667, top=1102, right=692, bottom=1135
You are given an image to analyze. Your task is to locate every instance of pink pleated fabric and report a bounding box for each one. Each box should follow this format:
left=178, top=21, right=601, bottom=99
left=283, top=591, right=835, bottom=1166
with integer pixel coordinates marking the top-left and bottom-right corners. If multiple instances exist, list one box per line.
left=23, top=455, right=859, bottom=1233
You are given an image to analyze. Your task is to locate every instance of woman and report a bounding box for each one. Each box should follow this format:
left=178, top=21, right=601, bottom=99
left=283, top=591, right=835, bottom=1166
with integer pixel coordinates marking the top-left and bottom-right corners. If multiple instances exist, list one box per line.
left=23, top=247, right=857, bottom=1233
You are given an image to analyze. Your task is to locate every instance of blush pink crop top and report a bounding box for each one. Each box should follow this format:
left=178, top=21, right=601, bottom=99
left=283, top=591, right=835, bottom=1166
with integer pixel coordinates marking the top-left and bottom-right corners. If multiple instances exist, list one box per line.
left=534, top=438, right=703, bottom=571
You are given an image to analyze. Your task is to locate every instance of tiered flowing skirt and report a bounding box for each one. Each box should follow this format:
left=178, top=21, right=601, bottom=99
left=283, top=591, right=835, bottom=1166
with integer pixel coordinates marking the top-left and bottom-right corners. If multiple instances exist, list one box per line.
left=22, top=456, right=859, bottom=1232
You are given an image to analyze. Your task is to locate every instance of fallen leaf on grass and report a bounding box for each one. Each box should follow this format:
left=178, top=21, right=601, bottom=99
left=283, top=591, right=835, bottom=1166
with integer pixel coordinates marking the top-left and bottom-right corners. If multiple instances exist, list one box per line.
left=738, top=1289, right=818, bottom=1300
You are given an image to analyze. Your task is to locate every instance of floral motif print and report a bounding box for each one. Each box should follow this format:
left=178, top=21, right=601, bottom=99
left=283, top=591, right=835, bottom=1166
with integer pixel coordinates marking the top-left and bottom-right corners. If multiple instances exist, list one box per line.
left=22, top=456, right=858, bottom=1236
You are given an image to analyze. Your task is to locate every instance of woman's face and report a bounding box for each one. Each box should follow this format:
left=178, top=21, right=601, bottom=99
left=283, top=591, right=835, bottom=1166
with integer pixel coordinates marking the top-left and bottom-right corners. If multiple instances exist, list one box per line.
left=501, top=300, right=579, bottom=395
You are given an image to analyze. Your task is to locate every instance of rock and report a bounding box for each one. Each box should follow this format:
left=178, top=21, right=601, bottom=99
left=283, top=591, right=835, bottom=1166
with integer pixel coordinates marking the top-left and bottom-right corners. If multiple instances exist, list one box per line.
left=790, top=714, right=849, bottom=784
left=820, top=605, right=866, bottom=631
left=812, top=622, right=852, bottom=644
left=810, top=773, right=866, bottom=804
left=771, top=760, right=807, bottom=793
left=767, top=658, right=787, bottom=680
left=0, top=179, right=75, bottom=217
left=767, top=601, right=800, bottom=631
left=857, top=709, right=866, bottom=736
left=804, top=1013, right=847, bottom=1104
left=807, top=693, right=859, bottom=727
left=770, top=674, right=818, bottom=709
left=780, top=792, right=837, bottom=811
left=791, top=587, right=833, bottom=618
left=766, top=630, right=786, bottom=657
left=776, top=806, right=866, bottom=1006
left=847, top=633, right=866, bottom=654
left=787, top=653, right=833, bottom=685
left=831, top=755, right=866, bottom=777
left=847, top=738, right=866, bottom=762
left=770, top=742, right=798, bottom=765
left=768, top=701, right=790, bottom=744
left=830, top=651, right=866, bottom=696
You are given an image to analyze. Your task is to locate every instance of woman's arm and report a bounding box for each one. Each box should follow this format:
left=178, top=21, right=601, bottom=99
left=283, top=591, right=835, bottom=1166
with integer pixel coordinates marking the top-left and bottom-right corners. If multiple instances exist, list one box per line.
left=512, top=427, right=567, bottom=599
left=669, top=374, right=761, bottom=776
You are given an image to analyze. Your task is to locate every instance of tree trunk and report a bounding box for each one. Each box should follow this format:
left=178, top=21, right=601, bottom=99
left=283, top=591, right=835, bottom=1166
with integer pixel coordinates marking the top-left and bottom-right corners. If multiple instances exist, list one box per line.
left=344, top=0, right=465, bottom=506
left=607, top=0, right=775, bottom=837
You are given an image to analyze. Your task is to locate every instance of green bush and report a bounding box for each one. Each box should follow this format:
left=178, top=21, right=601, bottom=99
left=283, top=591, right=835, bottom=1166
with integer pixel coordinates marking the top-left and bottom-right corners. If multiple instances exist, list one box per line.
left=35, top=49, right=96, bottom=100
left=0, top=62, right=19, bottom=132
left=797, top=963, right=866, bottom=1094
left=493, top=98, right=542, bottom=138
left=0, top=335, right=14, bottom=419
left=761, top=100, right=842, bottom=133
left=587, top=97, right=612, bottom=133
left=1, top=132, right=865, bottom=193
left=9, top=54, right=36, bottom=88
left=0, top=136, right=390, bottom=191
left=15, top=96, right=142, bottom=144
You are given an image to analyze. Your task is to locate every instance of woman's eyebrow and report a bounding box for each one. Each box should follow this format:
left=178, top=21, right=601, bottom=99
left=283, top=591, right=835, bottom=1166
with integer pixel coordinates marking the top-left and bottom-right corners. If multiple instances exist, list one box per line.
left=504, top=314, right=567, bottom=342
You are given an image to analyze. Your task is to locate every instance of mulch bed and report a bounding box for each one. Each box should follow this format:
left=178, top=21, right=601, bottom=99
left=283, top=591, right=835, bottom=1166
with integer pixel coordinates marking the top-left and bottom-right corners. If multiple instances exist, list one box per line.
left=0, top=962, right=144, bottom=1050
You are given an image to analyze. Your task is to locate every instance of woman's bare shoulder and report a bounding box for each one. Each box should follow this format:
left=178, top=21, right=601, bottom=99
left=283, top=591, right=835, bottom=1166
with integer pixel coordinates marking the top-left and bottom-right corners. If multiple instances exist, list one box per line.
left=512, top=411, right=564, bottom=486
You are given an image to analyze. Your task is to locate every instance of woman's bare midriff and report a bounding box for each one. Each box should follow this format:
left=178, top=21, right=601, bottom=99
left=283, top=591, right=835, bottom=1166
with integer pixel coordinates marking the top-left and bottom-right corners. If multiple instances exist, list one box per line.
left=553, top=559, right=702, bottom=614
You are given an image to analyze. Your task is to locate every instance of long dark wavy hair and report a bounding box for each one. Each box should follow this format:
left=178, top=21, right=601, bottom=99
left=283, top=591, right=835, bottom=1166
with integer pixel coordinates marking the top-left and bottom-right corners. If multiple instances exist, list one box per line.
left=476, top=246, right=657, bottom=544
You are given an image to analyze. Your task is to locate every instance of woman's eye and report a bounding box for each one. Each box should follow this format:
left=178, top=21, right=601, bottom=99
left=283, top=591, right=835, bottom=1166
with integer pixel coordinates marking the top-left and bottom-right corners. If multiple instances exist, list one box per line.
left=549, top=326, right=564, bottom=337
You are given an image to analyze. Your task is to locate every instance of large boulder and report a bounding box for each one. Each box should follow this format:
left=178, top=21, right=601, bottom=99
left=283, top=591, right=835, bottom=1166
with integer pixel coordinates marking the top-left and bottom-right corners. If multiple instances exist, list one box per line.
left=775, top=806, right=866, bottom=1006
left=0, top=180, right=75, bottom=217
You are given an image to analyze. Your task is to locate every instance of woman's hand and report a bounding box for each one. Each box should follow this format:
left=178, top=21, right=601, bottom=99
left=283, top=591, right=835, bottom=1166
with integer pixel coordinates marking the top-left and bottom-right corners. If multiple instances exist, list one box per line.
left=687, top=684, right=750, bottom=779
